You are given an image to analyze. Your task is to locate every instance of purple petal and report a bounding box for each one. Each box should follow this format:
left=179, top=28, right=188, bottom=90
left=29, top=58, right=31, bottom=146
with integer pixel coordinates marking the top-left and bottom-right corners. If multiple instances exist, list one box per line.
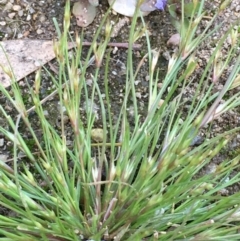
left=140, top=1, right=157, bottom=12
left=155, top=0, right=167, bottom=10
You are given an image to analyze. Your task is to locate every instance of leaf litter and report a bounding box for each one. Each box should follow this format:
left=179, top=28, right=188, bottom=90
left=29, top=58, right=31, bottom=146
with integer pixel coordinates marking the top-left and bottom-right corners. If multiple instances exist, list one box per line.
left=0, top=40, right=75, bottom=88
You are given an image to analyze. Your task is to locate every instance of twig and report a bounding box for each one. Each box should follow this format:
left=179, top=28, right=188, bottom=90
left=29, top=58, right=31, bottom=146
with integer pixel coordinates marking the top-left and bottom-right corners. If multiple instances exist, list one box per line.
left=48, top=62, right=59, bottom=75
left=81, top=42, right=142, bottom=50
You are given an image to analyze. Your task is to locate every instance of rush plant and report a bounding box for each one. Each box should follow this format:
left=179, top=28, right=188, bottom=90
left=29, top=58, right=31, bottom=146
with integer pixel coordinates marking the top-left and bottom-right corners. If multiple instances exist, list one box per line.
left=0, top=0, right=239, bottom=240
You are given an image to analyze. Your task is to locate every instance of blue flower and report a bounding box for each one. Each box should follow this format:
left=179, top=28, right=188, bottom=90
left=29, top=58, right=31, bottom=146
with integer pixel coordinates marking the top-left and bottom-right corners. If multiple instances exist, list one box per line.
left=154, top=0, right=167, bottom=10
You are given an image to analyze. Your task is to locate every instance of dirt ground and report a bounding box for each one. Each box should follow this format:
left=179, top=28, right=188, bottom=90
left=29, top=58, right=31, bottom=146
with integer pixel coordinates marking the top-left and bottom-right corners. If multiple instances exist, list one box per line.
left=0, top=0, right=240, bottom=200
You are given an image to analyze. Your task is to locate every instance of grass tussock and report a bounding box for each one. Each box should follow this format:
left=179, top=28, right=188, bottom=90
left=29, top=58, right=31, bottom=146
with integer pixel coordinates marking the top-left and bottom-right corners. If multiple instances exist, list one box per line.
left=0, top=0, right=240, bottom=240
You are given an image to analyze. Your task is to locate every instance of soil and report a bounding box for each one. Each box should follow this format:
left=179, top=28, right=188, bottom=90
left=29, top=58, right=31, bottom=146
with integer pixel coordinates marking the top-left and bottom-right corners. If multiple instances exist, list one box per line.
left=0, top=0, right=240, bottom=228
left=0, top=0, right=172, bottom=161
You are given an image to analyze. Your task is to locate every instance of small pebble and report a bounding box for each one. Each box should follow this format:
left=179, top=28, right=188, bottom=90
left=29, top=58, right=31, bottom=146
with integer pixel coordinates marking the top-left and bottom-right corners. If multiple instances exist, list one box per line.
left=36, top=29, right=43, bottom=34
left=26, top=14, right=31, bottom=21
left=4, top=2, right=13, bottom=10
left=18, top=10, right=24, bottom=17
left=12, top=5, right=21, bottom=11
left=0, top=138, right=4, bottom=147
left=0, top=0, right=8, bottom=4
left=8, top=12, right=16, bottom=19
left=17, top=33, right=23, bottom=39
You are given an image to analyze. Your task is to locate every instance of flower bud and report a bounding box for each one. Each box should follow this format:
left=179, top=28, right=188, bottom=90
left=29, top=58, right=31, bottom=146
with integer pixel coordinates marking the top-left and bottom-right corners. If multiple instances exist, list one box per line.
left=34, top=69, right=41, bottom=95
left=151, top=49, right=160, bottom=74
left=0, top=65, right=14, bottom=79
left=184, top=55, right=198, bottom=79
left=105, top=20, right=112, bottom=38
left=76, top=32, right=81, bottom=50
left=229, top=29, right=238, bottom=47
left=230, top=74, right=240, bottom=90
left=25, top=169, right=36, bottom=186
left=42, top=161, right=52, bottom=171
left=213, top=50, right=223, bottom=83
left=23, top=194, right=41, bottom=209
left=220, top=0, right=231, bottom=11
left=63, top=0, right=71, bottom=30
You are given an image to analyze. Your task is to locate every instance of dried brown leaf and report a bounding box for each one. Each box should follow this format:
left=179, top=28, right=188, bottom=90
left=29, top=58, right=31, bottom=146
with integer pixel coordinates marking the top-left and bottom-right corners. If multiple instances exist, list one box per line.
left=0, top=40, right=75, bottom=88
